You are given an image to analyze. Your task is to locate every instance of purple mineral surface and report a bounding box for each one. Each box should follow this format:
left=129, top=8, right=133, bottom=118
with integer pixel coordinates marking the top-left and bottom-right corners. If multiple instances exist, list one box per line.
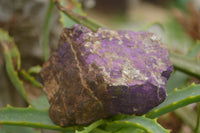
left=41, top=24, right=173, bottom=126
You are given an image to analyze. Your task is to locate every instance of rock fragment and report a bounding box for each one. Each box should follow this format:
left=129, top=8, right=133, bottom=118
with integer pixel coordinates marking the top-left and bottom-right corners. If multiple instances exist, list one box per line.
left=40, top=24, right=173, bottom=127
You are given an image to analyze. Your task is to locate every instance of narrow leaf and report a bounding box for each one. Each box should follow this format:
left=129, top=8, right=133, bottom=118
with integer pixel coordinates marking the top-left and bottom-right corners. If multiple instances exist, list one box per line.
left=0, top=106, right=77, bottom=132
left=76, top=119, right=105, bottom=133
left=166, top=71, right=189, bottom=93
left=20, top=70, right=43, bottom=88
left=30, top=92, right=50, bottom=110
left=90, top=128, right=112, bottom=133
left=0, top=125, right=40, bottom=133
left=187, top=41, right=200, bottom=58
left=167, top=41, right=200, bottom=93
left=115, top=127, right=144, bottom=133
left=28, top=65, right=42, bottom=74
left=0, top=29, right=49, bottom=109
left=0, top=28, right=28, bottom=102
left=54, top=0, right=101, bottom=31
left=0, top=29, right=21, bottom=70
left=106, top=116, right=169, bottom=133
left=146, top=84, right=200, bottom=118
left=169, top=52, right=200, bottom=78
left=60, top=0, right=84, bottom=28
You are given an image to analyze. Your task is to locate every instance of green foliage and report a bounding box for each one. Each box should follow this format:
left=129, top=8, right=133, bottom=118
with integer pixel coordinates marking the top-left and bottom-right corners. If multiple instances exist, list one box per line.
left=0, top=106, right=75, bottom=132
left=114, top=127, right=144, bottom=133
left=30, top=92, right=50, bottom=110
left=28, top=65, right=42, bottom=74
left=170, top=52, right=200, bottom=78
left=1, top=1, right=200, bottom=133
left=167, top=41, right=200, bottom=93
left=76, top=120, right=105, bottom=133
left=0, top=28, right=49, bottom=110
left=57, top=0, right=101, bottom=31
left=0, top=125, right=40, bottom=133
left=146, top=84, right=200, bottom=118
left=166, top=71, right=189, bottom=93
left=60, top=0, right=84, bottom=28
left=188, top=41, right=200, bottom=58
left=20, top=70, right=43, bottom=88
left=0, top=106, right=168, bottom=133
left=0, top=28, right=28, bottom=102
left=89, top=128, right=111, bottom=133
left=105, top=116, right=169, bottom=133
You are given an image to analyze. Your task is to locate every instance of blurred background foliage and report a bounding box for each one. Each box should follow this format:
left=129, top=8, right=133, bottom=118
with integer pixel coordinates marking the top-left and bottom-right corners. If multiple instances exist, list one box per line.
left=0, top=0, right=200, bottom=133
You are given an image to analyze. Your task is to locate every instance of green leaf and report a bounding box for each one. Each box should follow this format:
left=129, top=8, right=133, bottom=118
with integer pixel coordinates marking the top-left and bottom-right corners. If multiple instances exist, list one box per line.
left=0, top=29, right=49, bottom=110
left=20, top=70, right=43, bottom=88
left=166, top=71, right=189, bottom=93
left=167, top=41, right=200, bottom=93
left=0, top=28, right=28, bottom=102
left=0, top=106, right=168, bottom=133
left=146, top=84, right=200, bottom=118
left=169, top=52, right=200, bottom=78
left=187, top=41, right=200, bottom=58
left=60, top=0, right=84, bottom=28
left=30, top=92, right=50, bottom=110
left=90, top=128, right=111, bottom=133
left=56, top=0, right=101, bottom=31
left=115, top=127, right=144, bottom=133
left=76, top=119, right=105, bottom=133
left=60, top=11, right=76, bottom=27
left=0, top=125, right=40, bottom=133
left=0, top=106, right=77, bottom=132
left=106, top=116, right=169, bottom=133
left=0, top=29, right=21, bottom=70
left=28, top=65, right=42, bottom=74
left=60, top=10, right=77, bottom=28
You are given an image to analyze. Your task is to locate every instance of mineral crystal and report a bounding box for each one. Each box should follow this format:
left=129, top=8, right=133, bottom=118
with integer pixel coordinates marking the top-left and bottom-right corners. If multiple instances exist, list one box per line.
left=40, top=24, right=173, bottom=127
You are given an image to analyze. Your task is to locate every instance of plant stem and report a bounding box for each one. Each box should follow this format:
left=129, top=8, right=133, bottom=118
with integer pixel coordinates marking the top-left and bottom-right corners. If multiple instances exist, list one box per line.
left=169, top=52, right=200, bottom=79
left=0, top=29, right=29, bottom=103
left=20, top=70, right=43, bottom=88
left=53, top=0, right=101, bottom=31
left=43, top=0, right=54, bottom=61
left=76, top=119, right=105, bottom=133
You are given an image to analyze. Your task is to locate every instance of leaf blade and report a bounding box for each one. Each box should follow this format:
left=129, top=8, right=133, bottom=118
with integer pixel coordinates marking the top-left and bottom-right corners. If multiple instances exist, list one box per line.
left=55, top=0, right=101, bottom=31
left=0, top=125, right=40, bottom=133
left=106, top=116, right=169, bottom=133
left=0, top=28, right=28, bottom=102
left=0, top=106, right=77, bottom=132
left=146, top=84, right=200, bottom=118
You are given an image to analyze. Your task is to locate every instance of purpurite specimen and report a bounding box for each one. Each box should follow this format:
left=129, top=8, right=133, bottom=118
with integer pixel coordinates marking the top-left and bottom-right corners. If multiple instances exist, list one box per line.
left=40, top=24, right=173, bottom=127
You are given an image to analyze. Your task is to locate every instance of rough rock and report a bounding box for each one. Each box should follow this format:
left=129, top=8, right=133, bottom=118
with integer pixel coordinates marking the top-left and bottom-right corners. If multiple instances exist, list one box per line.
left=40, top=24, right=173, bottom=127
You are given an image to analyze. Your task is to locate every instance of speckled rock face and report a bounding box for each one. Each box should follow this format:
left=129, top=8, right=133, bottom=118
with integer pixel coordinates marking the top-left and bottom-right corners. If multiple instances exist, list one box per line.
left=40, top=24, right=173, bottom=127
